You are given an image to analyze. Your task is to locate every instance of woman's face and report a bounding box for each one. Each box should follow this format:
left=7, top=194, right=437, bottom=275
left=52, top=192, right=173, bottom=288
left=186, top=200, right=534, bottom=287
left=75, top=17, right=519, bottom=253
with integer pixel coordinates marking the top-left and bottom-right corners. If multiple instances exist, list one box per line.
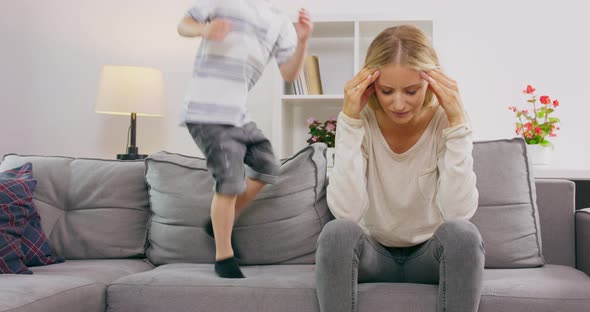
left=374, top=63, right=429, bottom=125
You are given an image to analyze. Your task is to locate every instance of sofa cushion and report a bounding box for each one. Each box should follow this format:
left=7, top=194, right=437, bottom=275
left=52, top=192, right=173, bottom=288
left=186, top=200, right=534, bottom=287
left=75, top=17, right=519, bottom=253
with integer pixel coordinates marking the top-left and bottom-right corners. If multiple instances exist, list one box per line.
left=107, top=263, right=320, bottom=312
left=471, top=138, right=545, bottom=268
left=145, top=143, right=331, bottom=265
left=107, top=264, right=590, bottom=312
left=30, top=259, right=154, bottom=285
left=0, top=261, right=153, bottom=311
left=0, top=274, right=105, bottom=312
left=0, top=155, right=150, bottom=260
left=0, top=163, right=36, bottom=274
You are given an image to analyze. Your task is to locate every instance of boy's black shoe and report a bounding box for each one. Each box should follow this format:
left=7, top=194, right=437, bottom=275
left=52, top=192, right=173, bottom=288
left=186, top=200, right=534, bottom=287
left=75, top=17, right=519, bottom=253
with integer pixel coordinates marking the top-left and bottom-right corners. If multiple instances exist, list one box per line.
left=215, top=256, right=245, bottom=278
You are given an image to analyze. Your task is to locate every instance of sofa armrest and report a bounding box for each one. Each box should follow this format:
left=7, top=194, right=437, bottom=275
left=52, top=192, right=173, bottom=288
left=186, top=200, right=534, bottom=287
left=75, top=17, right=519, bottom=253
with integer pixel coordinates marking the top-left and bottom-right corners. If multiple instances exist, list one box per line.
left=535, top=179, right=576, bottom=267
left=576, top=208, right=590, bottom=276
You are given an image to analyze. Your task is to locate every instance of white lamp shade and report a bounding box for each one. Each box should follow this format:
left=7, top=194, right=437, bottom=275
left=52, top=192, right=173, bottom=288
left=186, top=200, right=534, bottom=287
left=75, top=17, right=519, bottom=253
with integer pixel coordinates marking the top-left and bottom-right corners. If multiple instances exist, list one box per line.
left=95, top=65, right=165, bottom=117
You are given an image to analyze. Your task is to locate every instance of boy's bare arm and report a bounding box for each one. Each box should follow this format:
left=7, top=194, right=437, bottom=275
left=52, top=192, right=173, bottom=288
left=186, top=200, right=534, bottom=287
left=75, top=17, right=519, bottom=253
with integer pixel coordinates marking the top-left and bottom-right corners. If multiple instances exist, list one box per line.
left=279, top=9, right=313, bottom=82
left=178, top=16, right=231, bottom=40
left=279, top=40, right=308, bottom=83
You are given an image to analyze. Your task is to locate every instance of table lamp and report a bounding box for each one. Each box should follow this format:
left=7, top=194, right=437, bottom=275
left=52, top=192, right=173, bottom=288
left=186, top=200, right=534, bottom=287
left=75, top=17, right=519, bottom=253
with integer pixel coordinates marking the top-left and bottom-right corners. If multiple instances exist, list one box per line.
left=95, top=65, right=165, bottom=160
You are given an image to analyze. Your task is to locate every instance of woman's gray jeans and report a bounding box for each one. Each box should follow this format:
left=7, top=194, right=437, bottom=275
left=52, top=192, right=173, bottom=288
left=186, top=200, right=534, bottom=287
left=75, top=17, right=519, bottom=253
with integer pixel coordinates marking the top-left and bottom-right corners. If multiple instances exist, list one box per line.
left=315, top=219, right=485, bottom=312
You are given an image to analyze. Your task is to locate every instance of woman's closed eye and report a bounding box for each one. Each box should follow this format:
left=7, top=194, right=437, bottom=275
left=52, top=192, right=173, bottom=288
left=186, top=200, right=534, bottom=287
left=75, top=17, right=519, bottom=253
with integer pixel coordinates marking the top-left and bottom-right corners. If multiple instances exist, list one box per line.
left=380, top=89, right=418, bottom=95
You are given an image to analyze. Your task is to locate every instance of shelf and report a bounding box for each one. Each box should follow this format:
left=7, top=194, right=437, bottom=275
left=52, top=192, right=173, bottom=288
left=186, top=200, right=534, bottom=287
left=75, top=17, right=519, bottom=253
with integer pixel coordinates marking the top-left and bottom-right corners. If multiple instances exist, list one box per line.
left=532, top=166, right=590, bottom=180
left=281, top=94, right=344, bottom=104
left=308, top=21, right=355, bottom=38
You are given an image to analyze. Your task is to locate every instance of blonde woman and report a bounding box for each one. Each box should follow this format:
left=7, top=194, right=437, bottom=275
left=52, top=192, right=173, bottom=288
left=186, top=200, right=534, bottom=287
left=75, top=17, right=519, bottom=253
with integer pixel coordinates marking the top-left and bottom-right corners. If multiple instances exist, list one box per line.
left=316, top=25, right=484, bottom=312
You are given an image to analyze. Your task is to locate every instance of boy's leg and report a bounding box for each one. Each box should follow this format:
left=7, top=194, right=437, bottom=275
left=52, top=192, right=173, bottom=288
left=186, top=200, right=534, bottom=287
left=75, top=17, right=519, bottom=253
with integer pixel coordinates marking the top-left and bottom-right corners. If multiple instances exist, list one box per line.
left=211, top=192, right=244, bottom=278
left=205, top=122, right=278, bottom=233
left=235, top=177, right=266, bottom=215
left=211, top=193, right=238, bottom=260
left=203, top=177, right=265, bottom=248
left=187, top=123, right=247, bottom=278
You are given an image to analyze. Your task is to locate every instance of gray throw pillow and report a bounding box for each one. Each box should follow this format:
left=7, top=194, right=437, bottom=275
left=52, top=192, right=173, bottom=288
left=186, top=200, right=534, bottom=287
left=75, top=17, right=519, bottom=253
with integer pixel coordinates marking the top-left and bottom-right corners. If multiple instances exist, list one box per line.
left=145, top=143, right=331, bottom=265
left=0, top=154, right=150, bottom=260
left=471, top=138, right=545, bottom=268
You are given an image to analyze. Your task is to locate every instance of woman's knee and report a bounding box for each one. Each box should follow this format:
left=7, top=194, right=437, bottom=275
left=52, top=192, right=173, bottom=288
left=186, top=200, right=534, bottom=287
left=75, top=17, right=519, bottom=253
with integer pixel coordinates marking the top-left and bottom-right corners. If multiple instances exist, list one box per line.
left=434, top=219, right=484, bottom=255
left=316, top=219, right=364, bottom=255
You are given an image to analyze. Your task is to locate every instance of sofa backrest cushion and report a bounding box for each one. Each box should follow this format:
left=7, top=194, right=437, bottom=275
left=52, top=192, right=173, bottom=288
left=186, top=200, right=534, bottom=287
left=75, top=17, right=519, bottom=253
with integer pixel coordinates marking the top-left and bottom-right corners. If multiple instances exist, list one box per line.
left=471, top=138, right=545, bottom=268
left=0, top=155, right=150, bottom=260
left=145, top=143, right=331, bottom=265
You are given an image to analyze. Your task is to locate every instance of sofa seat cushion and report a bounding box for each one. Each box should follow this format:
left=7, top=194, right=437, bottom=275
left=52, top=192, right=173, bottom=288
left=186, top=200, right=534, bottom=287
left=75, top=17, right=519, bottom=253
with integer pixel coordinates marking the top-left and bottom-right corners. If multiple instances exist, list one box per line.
left=107, top=264, right=590, bottom=312
left=107, top=264, right=319, bottom=312
left=30, top=259, right=154, bottom=285
left=480, top=265, right=590, bottom=311
left=0, top=260, right=154, bottom=312
left=0, top=275, right=105, bottom=312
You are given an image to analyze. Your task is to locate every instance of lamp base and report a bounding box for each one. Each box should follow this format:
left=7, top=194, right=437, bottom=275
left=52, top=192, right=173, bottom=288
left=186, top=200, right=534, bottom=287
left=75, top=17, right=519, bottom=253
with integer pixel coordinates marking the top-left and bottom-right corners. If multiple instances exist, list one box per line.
left=117, top=154, right=147, bottom=160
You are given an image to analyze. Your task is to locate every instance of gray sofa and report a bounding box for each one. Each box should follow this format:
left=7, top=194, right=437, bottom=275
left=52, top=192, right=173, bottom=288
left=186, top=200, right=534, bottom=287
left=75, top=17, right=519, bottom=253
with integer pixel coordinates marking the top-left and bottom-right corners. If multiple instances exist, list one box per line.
left=1, top=140, right=590, bottom=312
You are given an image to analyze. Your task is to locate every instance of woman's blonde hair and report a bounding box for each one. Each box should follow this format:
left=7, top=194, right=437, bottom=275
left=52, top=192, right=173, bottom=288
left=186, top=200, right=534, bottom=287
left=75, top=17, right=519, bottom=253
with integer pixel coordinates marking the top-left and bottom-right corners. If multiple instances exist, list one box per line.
left=364, top=25, right=440, bottom=111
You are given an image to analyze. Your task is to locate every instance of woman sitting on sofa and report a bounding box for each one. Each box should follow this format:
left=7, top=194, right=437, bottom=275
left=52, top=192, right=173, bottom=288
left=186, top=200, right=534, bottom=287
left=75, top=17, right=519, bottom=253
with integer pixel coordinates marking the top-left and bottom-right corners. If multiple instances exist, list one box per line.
left=316, top=25, right=485, bottom=312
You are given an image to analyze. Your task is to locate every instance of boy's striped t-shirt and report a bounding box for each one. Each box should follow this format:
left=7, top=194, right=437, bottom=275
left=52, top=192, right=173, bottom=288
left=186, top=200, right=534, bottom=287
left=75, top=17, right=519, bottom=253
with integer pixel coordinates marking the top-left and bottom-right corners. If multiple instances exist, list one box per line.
left=181, top=0, right=297, bottom=126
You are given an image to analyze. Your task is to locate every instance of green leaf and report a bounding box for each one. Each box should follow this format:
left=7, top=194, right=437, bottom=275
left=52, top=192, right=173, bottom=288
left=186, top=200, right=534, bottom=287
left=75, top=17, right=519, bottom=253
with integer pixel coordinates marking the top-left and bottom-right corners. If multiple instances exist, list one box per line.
left=549, top=117, right=560, bottom=123
left=537, top=112, right=544, bottom=118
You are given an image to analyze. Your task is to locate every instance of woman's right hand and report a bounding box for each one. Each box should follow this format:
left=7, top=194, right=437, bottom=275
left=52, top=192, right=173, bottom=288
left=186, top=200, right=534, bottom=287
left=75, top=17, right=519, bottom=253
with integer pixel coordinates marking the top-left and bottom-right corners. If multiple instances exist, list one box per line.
left=343, top=68, right=380, bottom=119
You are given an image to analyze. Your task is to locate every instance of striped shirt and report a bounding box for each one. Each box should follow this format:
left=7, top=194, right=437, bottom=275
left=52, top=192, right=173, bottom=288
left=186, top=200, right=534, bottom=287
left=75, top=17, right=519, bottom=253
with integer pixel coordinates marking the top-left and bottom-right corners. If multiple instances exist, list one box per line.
left=181, top=0, right=297, bottom=126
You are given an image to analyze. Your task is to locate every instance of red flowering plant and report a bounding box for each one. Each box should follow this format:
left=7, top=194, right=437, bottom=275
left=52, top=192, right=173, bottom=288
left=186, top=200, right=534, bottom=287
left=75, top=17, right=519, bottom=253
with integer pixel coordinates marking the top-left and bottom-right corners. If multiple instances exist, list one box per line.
left=508, top=85, right=560, bottom=147
left=306, top=116, right=337, bottom=148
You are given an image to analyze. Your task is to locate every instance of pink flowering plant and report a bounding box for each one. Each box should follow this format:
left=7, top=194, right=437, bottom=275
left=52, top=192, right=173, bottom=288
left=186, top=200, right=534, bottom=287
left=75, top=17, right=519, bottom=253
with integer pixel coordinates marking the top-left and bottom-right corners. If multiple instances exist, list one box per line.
left=306, top=116, right=337, bottom=148
left=508, top=84, right=560, bottom=147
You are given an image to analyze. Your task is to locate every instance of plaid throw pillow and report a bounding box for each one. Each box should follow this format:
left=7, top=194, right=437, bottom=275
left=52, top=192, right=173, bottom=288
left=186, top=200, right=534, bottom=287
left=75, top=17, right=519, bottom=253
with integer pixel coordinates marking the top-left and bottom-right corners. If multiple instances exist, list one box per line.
left=21, top=208, right=64, bottom=266
left=0, top=163, right=36, bottom=274
left=0, top=162, right=63, bottom=273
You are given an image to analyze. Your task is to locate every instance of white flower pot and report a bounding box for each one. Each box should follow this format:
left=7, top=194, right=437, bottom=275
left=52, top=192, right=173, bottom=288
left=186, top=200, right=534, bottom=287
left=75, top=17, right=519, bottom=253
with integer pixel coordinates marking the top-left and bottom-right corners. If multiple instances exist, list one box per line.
left=326, top=147, right=336, bottom=168
left=527, top=144, right=553, bottom=165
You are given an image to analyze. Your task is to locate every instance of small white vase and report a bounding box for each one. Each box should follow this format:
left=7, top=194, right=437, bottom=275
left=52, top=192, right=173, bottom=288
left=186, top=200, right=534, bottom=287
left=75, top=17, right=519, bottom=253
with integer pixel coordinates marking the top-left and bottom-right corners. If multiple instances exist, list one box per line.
left=326, top=147, right=336, bottom=168
left=527, top=144, right=553, bottom=165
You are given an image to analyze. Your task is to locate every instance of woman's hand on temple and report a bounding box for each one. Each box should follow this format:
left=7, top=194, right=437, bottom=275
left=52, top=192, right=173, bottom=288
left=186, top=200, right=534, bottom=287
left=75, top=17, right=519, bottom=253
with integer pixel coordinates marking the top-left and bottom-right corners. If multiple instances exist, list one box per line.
left=420, top=69, right=465, bottom=127
left=343, top=68, right=380, bottom=119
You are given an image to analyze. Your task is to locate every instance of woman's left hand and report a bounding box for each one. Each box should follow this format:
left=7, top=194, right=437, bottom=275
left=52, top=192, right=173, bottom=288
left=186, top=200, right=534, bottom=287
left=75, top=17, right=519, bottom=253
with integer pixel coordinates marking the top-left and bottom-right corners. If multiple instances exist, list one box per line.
left=420, top=69, right=465, bottom=127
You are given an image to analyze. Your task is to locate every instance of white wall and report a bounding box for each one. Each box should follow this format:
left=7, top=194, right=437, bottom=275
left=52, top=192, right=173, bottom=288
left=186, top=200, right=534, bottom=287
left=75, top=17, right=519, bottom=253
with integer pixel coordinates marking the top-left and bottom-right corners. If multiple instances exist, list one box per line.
left=1, top=0, right=589, bottom=168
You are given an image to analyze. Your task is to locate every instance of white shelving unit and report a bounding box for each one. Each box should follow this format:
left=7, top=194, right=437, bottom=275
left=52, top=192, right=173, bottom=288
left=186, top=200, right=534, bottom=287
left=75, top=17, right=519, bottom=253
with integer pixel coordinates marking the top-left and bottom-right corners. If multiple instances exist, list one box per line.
left=272, top=18, right=434, bottom=158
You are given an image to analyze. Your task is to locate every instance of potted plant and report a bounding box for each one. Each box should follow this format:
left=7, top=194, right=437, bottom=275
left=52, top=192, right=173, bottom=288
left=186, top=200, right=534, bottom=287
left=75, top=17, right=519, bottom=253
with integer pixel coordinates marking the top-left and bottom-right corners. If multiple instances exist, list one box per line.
left=306, top=116, right=337, bottom=167
left=508, top=84, right=560, bottom=165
